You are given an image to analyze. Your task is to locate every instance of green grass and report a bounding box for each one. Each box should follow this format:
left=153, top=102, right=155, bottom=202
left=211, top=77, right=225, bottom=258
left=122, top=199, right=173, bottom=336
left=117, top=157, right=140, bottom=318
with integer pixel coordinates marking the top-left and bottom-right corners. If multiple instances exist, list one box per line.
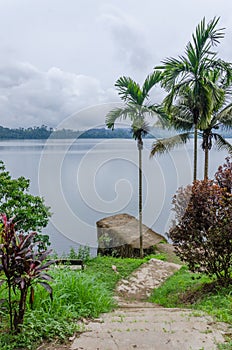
left=1, top=254, right=231, bottom=349
left=0, top=254, right=161, bottom=350
left=149, top=265, right=232, bottom=348
left=150, top=266, right=232, bottom=323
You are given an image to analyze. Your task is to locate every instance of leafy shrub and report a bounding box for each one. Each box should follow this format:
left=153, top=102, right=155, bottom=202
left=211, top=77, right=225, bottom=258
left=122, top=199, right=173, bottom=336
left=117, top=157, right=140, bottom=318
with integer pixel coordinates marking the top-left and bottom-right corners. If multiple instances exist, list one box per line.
left=0, top=215, right=54, bottom=333
left=169, top=159, right=232, bottom=285
left=67, top=246, right=91, bottom=263
left=0, top=161, right=51, bottom=233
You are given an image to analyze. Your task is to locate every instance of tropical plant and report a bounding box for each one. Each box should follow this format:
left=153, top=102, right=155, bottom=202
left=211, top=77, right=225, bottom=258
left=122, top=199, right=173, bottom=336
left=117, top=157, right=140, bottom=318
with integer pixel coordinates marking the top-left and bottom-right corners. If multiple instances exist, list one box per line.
left=169, top=161, right=232, bottom=285
left=0, top=215, right=54, bottom=333
left=105, top=72, right=167, bottom=257
left=200, top=101, right=232, bottom=179
left=150, top=84, right=232, bottom=179
left=0, top=161, right=51, bottom=248
left=155, top=16, right=232, bottom=180
left=0, top=215, right=52, bottom=333
left=215, top=156, right=232, bottom=192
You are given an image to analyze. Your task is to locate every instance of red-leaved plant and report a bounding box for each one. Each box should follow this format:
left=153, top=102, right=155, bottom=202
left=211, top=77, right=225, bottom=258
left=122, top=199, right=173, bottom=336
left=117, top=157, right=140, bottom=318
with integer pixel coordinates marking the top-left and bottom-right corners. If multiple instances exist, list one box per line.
left=0, top=214, right=54, bottom=333
left=169, top=158, right=232, bottom=285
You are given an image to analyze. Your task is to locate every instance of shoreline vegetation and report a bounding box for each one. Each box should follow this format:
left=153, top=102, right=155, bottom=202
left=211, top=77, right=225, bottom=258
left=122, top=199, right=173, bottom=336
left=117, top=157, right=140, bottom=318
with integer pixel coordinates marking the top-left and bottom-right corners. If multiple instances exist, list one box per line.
left=0, top=125, right=231, bottom=140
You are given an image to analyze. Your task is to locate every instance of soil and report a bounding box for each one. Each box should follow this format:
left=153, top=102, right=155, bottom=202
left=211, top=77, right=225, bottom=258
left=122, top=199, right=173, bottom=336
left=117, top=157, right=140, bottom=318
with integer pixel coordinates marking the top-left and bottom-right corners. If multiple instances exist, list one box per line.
left=37, top=250, right=231, bottom=350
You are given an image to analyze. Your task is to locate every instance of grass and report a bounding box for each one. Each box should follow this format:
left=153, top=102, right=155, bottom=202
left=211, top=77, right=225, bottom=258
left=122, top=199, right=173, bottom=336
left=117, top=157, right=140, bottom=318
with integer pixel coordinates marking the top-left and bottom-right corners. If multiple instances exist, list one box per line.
left=150, top=266, right=232, bottom=323
left=149, top=266, right=232, bottom=349
left=1, top=253, right=231, bottom=349
left=0, top=254, right=161, bottom=350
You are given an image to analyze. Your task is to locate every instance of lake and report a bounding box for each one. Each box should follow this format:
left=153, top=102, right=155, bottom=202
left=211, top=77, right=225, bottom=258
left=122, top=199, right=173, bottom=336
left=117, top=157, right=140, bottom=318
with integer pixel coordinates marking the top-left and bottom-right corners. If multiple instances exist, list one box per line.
left=0, top=138, right=230, bottom=255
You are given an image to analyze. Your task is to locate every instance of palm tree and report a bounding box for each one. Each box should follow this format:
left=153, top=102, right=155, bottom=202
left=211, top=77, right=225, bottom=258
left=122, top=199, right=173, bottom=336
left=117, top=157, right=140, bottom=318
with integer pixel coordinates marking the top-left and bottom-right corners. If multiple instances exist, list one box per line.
left=156, top=16, right=231, bottom=181
left=105, top=72, right=166, bottom=258
left=201, top=104, right=232, bottom=179
left=150, top=86, right=232, bottom=179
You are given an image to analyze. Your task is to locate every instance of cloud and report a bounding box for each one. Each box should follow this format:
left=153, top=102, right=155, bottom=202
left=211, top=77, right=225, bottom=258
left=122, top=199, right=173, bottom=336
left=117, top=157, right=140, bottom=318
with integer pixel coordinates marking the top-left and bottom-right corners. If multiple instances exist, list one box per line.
left=99, top=6, right=153, bottom=75
left=0, top=61, right=119, bottom=128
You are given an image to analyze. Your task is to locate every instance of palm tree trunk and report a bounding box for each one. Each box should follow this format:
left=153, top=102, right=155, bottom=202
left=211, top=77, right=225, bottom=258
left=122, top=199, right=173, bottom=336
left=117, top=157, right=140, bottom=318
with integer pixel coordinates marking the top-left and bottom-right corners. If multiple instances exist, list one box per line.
left=193, top=125, right=198, bottom=181
left=204, top=146, right=209, bottom=180
left=138, top=142, right=143, bottom=258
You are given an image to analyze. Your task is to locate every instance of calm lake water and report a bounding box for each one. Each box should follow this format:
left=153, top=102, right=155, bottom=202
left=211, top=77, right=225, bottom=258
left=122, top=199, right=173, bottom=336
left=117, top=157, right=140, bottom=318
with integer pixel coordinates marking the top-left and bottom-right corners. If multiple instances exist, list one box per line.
left=0, top=138, right=230, bottom=255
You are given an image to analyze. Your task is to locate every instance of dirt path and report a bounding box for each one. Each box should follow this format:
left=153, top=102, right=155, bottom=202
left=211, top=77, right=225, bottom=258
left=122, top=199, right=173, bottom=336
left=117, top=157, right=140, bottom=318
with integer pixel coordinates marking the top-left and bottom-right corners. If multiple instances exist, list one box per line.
left=38, top=258, right=229, bottom=350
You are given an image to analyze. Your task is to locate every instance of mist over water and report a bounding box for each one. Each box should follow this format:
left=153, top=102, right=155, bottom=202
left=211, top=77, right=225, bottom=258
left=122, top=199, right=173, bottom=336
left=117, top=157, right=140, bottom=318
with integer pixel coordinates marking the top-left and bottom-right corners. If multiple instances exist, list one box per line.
left=0, top=138, right=230, bottom=255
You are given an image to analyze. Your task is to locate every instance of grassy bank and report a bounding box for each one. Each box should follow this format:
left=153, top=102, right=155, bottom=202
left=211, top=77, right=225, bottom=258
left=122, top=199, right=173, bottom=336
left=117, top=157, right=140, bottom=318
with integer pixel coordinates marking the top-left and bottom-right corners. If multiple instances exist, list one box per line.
left=149, top=266, right=232, bottom=349
left=1, top=254, right=231, bottom=349
left=0, top=255, right=156, bottom=350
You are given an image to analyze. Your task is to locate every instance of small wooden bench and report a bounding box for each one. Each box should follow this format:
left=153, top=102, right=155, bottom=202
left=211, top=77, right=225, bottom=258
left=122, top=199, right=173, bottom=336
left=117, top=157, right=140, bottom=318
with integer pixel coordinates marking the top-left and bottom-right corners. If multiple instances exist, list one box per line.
left=55, top=259, right=84, bottom=270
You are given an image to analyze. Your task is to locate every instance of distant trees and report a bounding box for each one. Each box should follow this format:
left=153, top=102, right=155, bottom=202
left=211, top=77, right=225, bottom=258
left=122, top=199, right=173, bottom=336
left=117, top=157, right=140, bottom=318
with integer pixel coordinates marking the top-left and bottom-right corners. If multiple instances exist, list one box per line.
left=0, top=125, right=53, bottom=139
left=0, top=125, right=167, bottom=139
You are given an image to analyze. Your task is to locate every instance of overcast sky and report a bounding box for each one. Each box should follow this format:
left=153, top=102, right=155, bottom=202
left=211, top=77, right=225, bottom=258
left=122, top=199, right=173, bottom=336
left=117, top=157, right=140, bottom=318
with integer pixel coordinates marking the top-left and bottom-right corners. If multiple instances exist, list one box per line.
left=0, top=0, right=232, bottom=129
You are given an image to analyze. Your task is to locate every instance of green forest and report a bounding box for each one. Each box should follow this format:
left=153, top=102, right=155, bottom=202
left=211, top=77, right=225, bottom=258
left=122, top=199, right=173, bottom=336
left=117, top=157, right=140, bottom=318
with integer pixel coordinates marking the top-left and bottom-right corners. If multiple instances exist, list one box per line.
left=0, top=125, right=231, bottom=140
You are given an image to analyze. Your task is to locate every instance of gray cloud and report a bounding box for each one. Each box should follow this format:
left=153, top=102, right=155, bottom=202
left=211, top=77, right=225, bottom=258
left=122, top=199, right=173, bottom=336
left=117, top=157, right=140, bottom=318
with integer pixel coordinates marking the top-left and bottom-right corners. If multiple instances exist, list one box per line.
left=0, top=62, right=119, bottom=128
left=0, top=1, right=231, bottom=128
left=99, top=6, right=153, bottom=75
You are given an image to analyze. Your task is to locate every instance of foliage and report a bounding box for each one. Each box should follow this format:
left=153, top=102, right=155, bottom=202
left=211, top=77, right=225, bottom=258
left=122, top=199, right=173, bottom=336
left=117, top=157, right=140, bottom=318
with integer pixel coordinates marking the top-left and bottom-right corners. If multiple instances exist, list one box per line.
left=0, top=125, right=52, bottom=139
left=169, top=162, right=232, bottom=284
left=0, top=215, right=54, bottom=333
left=215, top=156, right=232, bottom=193
left=155, top=17, right=232, bottom=180
left=105, top=72, right=167, bottom=258
left=33, top=233, right=51, bottom=252
left=0, top=255, right=157, bottom=349
left=0, top=161, right=51, bottom=233
left=67, top=246, right=91, bottom=263
left=150, top=75, right=232, bottom=179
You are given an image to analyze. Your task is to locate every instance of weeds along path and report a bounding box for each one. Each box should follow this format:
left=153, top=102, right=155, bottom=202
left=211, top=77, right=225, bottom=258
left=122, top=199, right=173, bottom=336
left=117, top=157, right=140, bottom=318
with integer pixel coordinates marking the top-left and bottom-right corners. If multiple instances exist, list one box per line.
left=70, top=259, right=228, bottom=350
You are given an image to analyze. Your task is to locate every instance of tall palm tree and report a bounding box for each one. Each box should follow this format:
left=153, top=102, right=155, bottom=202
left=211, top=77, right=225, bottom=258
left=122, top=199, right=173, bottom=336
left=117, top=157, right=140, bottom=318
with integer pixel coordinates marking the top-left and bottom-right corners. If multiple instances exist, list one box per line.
left=201, top=103, right=232, bottom=179
left=105, top=71, right=166, bottom=258
left=156, top=16, right=231, bottom=181
left=150, top=86, right=232, bottom=179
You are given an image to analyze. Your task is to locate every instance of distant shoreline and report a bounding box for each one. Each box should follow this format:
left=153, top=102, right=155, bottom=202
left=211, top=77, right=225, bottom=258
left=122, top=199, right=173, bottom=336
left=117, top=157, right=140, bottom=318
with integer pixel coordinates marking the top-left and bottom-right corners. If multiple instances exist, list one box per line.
left=0, top=126, right=231, bottom=140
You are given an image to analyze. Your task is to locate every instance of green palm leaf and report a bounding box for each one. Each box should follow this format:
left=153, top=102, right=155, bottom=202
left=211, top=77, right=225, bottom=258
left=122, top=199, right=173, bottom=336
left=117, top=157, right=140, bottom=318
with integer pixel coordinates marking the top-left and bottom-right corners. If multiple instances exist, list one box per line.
left=216, top=103, right=232, bottom=127
left=213, top=133, right=232, bottom=154
left=115, top=76, right=143, bottom=105
left=142, top=70, right=163, bottom=98
left=150, top=133, right=191, bottom=157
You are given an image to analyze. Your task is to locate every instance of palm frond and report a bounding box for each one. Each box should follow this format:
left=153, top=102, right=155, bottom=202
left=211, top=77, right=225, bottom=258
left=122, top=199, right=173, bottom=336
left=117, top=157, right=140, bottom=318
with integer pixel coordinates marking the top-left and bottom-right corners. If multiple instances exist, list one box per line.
left=150, top=133, right=191, bottom=157
left=142, top=70, right=162, bottom=98
left=189, top=17, right=224, bottom=64
left=194, top=82, right=213, bottom=127
left=148, top=104, right=171, bottom=128
left=157, top=56, right=192, bottom=90
left=171, top=112, right=193, bottom=131
left=216, top=103, right=232, bottom=126
left=205, top=17, right=225, bottom=45
left=131, top=119, right=150, bottom=141
left=105, top=107, right=135, bottom=129
left=213, top=134, right=232, bottom=154
left=105, top=103, right=161, bottom=129
left=115, top=76, right=143, bottom=105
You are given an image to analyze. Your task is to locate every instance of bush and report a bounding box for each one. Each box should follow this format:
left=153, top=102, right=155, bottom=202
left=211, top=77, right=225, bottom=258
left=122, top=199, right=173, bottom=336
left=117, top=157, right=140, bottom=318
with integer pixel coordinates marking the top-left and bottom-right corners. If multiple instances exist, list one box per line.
left=169, top=159, right=232, bottom=285
left=0, top=215, right=54, bottom=333
left=0, top=161, right=51, bottom=233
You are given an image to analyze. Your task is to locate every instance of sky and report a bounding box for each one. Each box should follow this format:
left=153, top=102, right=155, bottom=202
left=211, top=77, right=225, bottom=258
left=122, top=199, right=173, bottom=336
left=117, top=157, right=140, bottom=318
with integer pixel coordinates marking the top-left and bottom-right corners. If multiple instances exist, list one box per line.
left=0, top=0, right=232, bottom=129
